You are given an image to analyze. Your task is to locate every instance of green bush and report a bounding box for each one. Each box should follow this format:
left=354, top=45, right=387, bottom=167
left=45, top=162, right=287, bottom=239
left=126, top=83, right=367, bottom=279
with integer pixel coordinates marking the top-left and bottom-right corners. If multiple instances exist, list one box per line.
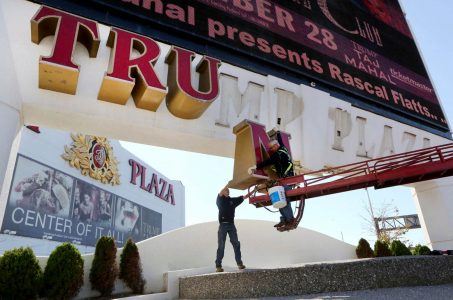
left=119, top=239, right=146, bottom=294
left=413, top=244, right=431, bottom=255
left=41, top=243, right=84, bottom=299
left=390, top=240, right=412, bottom=256
left=90, top=236, right=118, bottom=296
left=374, top=240, right=392, bottom=257
left=0, top=247, right=42, bottom=299
left=356, top=238, right=374, bottom=258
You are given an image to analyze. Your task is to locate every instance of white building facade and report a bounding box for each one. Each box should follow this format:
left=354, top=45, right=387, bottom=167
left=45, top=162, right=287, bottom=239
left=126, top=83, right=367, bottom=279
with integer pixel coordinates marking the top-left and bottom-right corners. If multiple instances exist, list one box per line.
left=0, top=127, right=185, bottom=255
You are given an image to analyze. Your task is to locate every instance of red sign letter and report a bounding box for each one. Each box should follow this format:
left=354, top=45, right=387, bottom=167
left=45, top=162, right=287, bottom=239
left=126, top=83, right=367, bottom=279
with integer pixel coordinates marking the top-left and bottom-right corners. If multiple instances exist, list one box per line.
left=165, top=46, right=221, bottom=119
left=129, top=159, right=143, bottom=185
left=229, top=120, right=292, bottom=189
left=98, top=28, right=167, bottom=111
left=247, top=121, right=292, bottom=174
left=31, top=6, right=100, bottom=94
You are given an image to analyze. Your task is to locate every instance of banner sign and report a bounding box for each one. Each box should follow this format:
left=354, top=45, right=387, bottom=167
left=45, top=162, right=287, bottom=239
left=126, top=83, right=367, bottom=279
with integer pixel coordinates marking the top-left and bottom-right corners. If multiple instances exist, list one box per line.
left=37, top=0, right=448, bottom=132
left=2, top=155, right=162, bottom=247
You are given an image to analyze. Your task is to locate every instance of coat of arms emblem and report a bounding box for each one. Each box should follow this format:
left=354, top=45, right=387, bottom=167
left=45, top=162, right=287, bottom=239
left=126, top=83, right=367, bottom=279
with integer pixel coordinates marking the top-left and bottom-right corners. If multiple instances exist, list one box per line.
left=62, top=134, right=120, bottom=185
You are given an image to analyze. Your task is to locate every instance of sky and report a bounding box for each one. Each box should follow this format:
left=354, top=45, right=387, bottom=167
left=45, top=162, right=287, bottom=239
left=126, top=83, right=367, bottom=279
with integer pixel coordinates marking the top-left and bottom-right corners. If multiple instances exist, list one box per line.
left=121, top=0, right=453, bottom=247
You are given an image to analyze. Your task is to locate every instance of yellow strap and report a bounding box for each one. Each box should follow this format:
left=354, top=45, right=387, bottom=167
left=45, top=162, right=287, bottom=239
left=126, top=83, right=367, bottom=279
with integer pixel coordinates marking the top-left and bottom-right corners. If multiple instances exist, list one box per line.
left=284, top=162, right=293, bottom=176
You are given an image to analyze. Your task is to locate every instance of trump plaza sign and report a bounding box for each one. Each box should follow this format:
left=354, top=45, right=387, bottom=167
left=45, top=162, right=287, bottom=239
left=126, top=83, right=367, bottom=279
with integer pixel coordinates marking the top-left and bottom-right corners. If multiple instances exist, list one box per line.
left=30, top=5, right=295, bottom=190
left=32, top=5, right=221, bottom=120
left=31, top=1, right=449, bottom=130
left=30, top=0, right=450, bottom=135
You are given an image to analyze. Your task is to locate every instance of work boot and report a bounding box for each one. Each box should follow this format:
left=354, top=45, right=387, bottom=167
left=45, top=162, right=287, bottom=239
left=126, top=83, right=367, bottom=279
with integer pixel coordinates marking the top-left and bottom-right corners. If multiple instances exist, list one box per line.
left=274, top=220, right=285, bottom=228
left=237, top=263, right=246, bottom=270
left=277, top=219, right=296, bottom=232
left=287, top=218, right=297, bottom=229
left=277, top=225, right=288, bottom=232
left=216, top=266, right=224, bottom=272
left=287, top=219, right=297, bottom=230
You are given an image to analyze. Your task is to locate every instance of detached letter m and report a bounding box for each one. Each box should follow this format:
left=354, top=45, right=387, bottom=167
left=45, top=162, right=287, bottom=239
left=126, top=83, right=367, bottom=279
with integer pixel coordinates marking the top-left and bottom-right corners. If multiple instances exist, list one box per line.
left=228, top=119, right=291, bottom=190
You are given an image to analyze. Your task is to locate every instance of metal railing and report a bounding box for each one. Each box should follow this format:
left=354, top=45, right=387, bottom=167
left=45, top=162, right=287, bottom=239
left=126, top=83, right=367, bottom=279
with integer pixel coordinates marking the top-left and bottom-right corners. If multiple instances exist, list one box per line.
left=251, top=143, right=453, bottom=205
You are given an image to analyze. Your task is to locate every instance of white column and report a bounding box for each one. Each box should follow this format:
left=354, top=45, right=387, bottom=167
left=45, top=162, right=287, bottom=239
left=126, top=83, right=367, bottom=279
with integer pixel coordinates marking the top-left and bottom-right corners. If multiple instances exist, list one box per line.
left=412, top=177, right=453, bottom=250
left=0, top=106, right=21, bottom=188
left=0, top=1, right=23, bottom=226
left=0, top=0, right=22, bottom=188
left=0, top=100, right=21, bottom=230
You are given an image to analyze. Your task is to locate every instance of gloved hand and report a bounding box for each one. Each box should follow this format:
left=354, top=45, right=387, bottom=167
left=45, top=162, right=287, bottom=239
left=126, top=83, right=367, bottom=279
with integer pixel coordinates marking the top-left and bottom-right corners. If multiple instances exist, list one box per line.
left=248, top=165, right=257, bottom=175
left=243, top=190, right=253, bottom=199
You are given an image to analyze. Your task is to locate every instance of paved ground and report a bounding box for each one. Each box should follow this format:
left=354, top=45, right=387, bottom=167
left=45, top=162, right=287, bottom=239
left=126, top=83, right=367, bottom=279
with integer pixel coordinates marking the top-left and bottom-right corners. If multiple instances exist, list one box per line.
left=259, top=284, right=453, bottom=300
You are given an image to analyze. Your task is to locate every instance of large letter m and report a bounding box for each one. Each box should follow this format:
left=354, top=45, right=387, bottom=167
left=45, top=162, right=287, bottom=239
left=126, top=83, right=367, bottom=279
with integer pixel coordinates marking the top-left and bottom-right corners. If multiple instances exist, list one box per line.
left=228, top=120, right=292, bottom=190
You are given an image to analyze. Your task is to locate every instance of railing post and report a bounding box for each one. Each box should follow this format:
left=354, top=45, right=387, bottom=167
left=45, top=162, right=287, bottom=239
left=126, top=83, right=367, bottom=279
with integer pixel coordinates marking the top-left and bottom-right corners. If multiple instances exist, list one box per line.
left=437, top=149, right=445, bottom=162
left=300, top=174, right=307, bottom=188
left=365, top=162, right=372, bottom=175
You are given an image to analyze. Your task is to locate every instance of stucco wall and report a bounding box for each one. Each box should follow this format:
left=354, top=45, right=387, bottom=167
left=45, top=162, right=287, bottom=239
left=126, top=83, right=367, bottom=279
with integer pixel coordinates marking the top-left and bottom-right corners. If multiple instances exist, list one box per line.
left=32, top=220, right=356, bottom=298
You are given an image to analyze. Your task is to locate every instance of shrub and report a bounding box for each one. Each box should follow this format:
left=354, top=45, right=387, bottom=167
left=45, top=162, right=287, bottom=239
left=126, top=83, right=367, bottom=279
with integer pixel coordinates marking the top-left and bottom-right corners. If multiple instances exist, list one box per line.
left=119, top=239, right=146, bottom=294
left=413, top=244, right=431, bottom=255
left=90, top=236, right=118, bottom=296
left=390, top=240, right=412, bottom=256
left=356, top=238, right=374, bottom=258
left=41, top=243, right=84, bottom=299
left=0, top=247, right=42, bottom=299
left=374, top=240, right=392, bottom=257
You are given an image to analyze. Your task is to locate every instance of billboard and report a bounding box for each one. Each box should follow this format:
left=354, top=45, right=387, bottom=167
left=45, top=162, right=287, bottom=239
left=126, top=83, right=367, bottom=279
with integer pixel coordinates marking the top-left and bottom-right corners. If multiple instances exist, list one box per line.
left=1, top=155, right=162, bottom=247
left=33, top=0, right=449, bottom=133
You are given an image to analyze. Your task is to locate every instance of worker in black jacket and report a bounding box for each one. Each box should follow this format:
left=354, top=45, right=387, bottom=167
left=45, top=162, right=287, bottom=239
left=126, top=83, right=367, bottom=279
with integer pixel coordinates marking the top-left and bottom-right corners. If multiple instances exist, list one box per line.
left=215, top=187, right=247, bottom=272
left=254, top=133, right=295, bottom=230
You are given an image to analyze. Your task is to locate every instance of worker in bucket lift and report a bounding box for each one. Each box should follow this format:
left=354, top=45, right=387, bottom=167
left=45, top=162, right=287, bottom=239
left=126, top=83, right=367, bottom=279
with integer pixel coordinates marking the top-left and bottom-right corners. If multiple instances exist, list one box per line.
left=250, top=132, right=295, bottom=231
left=215, top=187, right=248, bottom=272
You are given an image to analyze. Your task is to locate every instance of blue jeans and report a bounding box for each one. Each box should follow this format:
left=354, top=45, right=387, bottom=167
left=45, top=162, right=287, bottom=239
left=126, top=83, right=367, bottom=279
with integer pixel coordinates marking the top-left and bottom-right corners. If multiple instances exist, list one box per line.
left=215, top=223, right=242, bottom=267
left=280, top=185, right=294, bottom=222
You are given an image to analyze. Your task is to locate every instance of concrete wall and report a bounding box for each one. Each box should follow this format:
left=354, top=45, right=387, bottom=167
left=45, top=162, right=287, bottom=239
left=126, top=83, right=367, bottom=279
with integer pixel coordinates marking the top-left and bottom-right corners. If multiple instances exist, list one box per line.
left=34, top=220, right=356, bottom=298
left=180, top=256, right=453, bottom=299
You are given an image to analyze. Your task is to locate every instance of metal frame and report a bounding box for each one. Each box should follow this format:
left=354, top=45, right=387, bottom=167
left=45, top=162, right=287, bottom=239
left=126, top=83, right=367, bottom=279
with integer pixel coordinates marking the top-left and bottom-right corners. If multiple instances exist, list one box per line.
left=250, top=142, right=453, bottom=206
left=375, top=214, right=421, bottom=232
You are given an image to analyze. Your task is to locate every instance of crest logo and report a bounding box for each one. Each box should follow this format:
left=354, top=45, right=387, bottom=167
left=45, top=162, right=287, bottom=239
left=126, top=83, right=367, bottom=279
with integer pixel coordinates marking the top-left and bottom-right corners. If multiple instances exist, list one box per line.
left=92, top=143, right=107, bottom=169
left=62, top=134, right=120, bottom=185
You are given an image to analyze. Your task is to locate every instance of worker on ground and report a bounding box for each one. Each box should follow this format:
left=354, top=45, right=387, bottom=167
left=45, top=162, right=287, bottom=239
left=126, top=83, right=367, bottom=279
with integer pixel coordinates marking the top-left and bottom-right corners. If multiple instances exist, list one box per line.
left=253, top=132, right=295, bottom=230
left=215, top=186, right=247, bottom=272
